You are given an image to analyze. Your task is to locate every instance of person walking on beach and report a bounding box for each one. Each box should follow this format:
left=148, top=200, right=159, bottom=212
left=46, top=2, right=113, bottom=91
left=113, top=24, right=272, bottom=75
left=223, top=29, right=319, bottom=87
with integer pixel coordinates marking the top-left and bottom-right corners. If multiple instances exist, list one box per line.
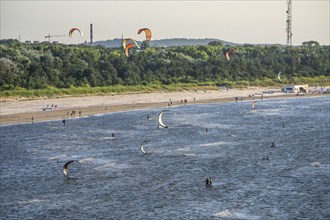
left=31, top=116, right=34, bottom=124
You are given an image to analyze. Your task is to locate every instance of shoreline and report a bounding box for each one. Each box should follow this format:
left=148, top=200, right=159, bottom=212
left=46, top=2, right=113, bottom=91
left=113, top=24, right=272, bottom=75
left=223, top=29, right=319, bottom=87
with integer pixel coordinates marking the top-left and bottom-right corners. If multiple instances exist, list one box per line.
left=1, top=88, right=328, bottom=125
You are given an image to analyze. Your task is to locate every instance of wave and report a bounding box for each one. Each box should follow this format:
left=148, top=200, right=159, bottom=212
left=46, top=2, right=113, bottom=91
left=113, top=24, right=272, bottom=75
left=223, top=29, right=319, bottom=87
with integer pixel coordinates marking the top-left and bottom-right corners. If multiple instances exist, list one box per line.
left=94, top=163, right=116, bottom=171
left=48, top=155, right=67, bottom=161
left=199, top=141, right=227, bottom=147
left=79, top=157, right=95, bottom=163
left=214, top=209, right=261, bottom=219
left=17, top=199, right=47, bottom=205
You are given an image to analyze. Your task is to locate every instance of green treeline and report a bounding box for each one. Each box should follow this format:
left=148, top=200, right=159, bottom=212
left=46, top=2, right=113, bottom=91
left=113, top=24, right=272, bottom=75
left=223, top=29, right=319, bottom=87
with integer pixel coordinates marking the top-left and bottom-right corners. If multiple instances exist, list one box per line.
left=0, top=39, right=329, bottom=97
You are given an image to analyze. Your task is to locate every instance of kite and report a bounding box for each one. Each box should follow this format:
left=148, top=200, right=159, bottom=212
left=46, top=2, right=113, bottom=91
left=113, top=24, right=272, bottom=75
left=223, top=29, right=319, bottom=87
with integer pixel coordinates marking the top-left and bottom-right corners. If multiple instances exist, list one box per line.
left=125, top=43, right=137, bottom=57
left=122, top=38, right=140, bottom=49
left=137, top=28, right=152, bottom=41
left=69, top=28, right=83, bottom=37
left=225, top=48, right=236, bottom=61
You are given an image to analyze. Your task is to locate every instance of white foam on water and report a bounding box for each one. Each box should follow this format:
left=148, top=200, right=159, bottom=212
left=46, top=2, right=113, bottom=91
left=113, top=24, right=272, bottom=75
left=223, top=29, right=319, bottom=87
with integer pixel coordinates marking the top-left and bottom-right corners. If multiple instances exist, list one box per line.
left=214, top=209, right=232, bottom=217
left=184, top=153, right=197, bottom=157
left=199, top=141, right=227, bottom=147
left=79, top=157, right=95, bottom=163
left=94, top=163, right=116, bottom=171
left=99, top=136, right=116, bottom=140
left=310, top=162, right=321, bottom=167
left=232, top=211, right=262, bottom=220
left=17, top=199, right=47, bottom=205
left=48, top=155, right=67, bottom=161
left=177, top=147, right=191, bottom=151
left=214, top=209, right=262, bottom=220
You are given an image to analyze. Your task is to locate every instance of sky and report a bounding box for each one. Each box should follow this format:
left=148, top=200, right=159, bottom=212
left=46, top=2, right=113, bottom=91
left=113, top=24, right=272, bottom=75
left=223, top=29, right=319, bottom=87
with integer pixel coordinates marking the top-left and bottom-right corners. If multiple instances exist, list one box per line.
left=1, top=0, right=329, bottom=46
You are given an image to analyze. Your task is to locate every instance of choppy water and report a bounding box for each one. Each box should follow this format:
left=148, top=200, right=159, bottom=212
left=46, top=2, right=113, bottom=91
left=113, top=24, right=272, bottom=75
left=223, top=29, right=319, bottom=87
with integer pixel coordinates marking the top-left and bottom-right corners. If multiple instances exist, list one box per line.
left=1, top=96, right=329, bottom=220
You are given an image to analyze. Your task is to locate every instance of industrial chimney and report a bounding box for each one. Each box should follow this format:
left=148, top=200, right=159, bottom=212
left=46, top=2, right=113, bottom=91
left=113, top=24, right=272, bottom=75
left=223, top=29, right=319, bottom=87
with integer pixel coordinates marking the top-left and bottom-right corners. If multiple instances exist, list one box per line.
left=90, top=23, right=93, bottom=46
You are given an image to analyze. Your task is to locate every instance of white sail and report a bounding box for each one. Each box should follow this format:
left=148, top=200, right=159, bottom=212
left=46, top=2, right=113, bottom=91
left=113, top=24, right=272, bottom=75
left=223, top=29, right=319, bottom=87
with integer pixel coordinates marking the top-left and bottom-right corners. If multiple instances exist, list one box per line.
left=158, top=110, right=168, bottom=128
left=140, top=140, right=150, bottom=154
left=277, top=71, right=282, bottom=81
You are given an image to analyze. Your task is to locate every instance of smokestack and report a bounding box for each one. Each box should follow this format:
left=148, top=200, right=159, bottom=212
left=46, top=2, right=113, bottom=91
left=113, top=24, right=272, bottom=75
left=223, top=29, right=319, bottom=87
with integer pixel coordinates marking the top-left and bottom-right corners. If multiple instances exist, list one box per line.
left=90, top=23, right=93, bottom=46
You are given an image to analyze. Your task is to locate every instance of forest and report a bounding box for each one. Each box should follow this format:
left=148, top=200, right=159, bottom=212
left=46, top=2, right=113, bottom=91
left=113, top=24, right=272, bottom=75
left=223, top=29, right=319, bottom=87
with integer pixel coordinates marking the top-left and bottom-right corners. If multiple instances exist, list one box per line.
left=0, top=39, right=329, bottom=97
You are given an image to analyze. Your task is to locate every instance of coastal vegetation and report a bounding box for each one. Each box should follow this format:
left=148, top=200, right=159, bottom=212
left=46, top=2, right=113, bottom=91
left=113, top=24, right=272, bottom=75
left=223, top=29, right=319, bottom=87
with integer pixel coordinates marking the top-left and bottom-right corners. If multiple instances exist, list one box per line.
left=0, top=39, right=329, bottom=97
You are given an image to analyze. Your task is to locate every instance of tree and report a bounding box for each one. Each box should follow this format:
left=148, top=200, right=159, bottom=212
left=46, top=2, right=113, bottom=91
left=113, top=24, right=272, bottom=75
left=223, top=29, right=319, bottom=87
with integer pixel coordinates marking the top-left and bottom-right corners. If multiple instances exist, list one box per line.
left=0, top=57, right=21, bottom=87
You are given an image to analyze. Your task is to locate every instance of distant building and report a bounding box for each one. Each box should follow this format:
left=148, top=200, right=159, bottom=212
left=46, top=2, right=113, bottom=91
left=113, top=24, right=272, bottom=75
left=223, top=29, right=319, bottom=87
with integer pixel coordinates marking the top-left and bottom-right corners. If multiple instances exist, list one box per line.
left=25, top=40, right=32, bottom=44
left=33, top=41, right=39, bottom=44
left=283, top=85, right=308, bottom=93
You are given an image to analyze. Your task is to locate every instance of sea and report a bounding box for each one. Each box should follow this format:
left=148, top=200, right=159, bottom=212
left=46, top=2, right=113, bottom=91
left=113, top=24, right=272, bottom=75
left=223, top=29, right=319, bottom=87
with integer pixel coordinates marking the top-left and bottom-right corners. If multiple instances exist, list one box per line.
left=1, top=96, right=329, bottom=220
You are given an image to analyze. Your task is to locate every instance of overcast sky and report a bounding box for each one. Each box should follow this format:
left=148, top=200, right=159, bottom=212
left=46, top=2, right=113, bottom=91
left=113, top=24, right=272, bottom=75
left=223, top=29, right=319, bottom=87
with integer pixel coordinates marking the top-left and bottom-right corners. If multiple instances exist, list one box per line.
left=1, top=0, right=329, bottom=45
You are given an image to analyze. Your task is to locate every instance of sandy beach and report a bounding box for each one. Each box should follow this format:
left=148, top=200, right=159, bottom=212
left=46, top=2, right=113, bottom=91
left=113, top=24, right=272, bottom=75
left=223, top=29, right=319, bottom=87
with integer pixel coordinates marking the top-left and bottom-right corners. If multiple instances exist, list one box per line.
left=0, top=87, right=327, bottom=125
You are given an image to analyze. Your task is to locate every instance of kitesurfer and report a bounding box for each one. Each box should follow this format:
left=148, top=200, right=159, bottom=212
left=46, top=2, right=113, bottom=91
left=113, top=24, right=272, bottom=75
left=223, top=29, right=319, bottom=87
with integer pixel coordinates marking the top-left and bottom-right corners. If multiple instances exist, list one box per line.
left=62, top=119, right=66, bottom=126
left=206, top=178, right=213, bottom=187
left=205, top=128, right=208, bottom=132
left=147, top=114, right=151, bottom=120
left=270, top=142, right=276, bottom=147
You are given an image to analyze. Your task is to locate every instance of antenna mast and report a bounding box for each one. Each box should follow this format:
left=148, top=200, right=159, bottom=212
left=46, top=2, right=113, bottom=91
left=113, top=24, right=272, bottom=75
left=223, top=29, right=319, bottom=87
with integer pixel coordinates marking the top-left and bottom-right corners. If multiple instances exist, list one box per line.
left=286, top=0, right=292, bottom=46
